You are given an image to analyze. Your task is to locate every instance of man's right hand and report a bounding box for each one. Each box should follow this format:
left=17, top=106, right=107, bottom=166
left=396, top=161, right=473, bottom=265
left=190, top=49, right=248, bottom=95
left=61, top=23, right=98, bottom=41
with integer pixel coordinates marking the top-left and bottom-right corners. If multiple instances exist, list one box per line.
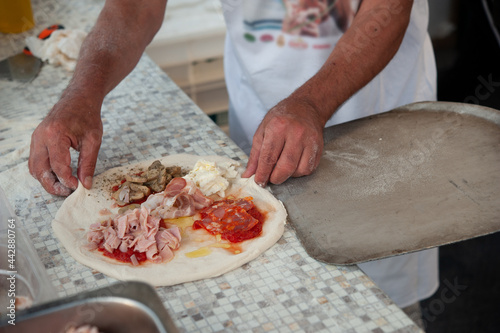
left=28, top=95, right=102, bottom=196
left=27, top=0, right=167, bottom=196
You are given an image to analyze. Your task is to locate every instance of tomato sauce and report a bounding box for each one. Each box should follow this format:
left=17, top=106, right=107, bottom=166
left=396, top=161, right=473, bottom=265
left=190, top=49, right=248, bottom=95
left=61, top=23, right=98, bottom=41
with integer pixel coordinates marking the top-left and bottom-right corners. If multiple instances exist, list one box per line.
left=98, top=247, right=148, bottom=265
left=192, top=198, right=266, bottom=243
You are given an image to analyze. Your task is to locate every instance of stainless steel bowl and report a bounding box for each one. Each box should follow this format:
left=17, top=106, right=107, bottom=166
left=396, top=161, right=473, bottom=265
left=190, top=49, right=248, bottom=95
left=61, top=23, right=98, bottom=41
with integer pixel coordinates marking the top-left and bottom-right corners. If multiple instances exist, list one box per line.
left=0, top=281, right=179, bottom=333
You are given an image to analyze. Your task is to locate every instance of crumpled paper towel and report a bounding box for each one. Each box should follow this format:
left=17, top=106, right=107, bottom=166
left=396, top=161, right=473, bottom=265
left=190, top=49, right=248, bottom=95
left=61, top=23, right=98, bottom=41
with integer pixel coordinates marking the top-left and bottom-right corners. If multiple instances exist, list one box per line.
left=25, top=29, right=87, bottom=71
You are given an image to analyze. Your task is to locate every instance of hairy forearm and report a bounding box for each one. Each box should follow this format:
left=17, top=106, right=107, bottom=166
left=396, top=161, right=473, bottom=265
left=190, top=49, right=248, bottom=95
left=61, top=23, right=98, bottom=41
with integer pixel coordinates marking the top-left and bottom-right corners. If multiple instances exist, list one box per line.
left=59, top=0, right=167, bottom=112
left=294, top=0, right=414, bottom=125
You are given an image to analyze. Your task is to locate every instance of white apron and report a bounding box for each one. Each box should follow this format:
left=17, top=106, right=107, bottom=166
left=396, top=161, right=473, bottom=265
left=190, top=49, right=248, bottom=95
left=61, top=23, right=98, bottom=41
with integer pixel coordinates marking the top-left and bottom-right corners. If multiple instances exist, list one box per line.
left=221, top=0, right=439, bottom=307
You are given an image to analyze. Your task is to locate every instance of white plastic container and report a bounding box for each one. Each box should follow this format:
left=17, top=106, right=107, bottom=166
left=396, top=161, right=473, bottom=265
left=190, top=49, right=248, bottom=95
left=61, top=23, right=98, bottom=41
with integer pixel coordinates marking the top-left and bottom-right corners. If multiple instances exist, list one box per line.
left=0, top=186, right=56, bottom=313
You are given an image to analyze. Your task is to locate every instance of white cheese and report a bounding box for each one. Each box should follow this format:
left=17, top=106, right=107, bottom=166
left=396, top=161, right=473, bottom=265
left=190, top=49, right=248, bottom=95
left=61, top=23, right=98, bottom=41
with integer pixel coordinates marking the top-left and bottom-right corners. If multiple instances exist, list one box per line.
left=183, top=159, right=240, bottom=197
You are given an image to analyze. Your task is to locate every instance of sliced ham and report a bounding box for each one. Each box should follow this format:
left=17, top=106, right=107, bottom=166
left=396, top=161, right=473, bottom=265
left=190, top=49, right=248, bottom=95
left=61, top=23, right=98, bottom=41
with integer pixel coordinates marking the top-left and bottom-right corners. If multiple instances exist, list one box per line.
left=128, top=213, right=140, bottom=232
left=102, top=227, right=121, bottom=253
left=146, top=244, right=160, bottom=262
left=130, top=254, right=139, bottom=266
left=116, top=215, right=129, bottom=238
left=86, top=176, right=211, bottom=264
left=192, top=191, right=213, bottom=209
left=143, top=177, right=213, bottom=219
left=87, top=225, right=104, bottom=245
left=118, top=184, right=130, bottom=203
left=139, top=207, right=160, bottom=238
left=168, top=226, right=181, bottom=240
left=135, top=236, right=156, bottom=253
left=86, top=206, right=182, bottom=264
left=163, top=177, right=187, bottom=196
left=156, top=227, right=181, bottom=252
left=155, top=192, right=196, bottom=219
left=157, top=243, right=174, bottom=262
left=141, top=193, right=165, bottom=212
left=119, top=235, right=133, bottom=253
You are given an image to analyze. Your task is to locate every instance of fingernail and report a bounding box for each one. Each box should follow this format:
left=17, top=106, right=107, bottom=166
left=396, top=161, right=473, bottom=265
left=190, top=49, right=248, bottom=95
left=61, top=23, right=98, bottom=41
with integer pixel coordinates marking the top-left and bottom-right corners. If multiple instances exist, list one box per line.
left=84, top=176, right=93, bottom=188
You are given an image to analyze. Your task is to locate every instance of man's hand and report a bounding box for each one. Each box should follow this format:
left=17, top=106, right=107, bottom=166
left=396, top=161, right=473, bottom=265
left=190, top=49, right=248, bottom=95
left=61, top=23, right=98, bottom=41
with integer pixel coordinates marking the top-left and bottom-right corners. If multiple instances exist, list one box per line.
left=242, top=0, right=413, bottom=186
left=242, top=96, right=326, bottom=186
left=28, top=0, right=167, bottom=196
left=29, top=95, right=102, bottom=196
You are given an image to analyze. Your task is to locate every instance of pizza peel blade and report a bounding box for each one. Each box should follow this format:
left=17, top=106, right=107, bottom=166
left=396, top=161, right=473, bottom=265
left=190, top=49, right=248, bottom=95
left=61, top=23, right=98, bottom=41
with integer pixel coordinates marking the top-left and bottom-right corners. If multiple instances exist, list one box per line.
left=271, top=101, right=500, bottom=265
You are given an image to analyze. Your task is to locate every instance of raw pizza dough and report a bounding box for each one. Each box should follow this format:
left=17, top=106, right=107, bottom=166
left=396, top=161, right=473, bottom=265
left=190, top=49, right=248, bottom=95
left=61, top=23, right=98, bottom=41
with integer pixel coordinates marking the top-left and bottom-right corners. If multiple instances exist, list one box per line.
left=52, top=154, right=287, bottom=286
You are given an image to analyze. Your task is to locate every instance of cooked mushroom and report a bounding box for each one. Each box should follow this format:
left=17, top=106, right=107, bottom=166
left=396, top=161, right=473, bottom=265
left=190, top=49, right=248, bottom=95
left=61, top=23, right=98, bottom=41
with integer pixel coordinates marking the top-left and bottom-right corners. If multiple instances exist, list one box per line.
left=147, top=168, right=170, bottom=193
left=148, top=160, right=163, bottom=171
left=166, top=166, right=183, bottom=178
left=128, top=183, right=151, bottom=201
left=125, top=173, right=147, bottom=182
left=117, top=203, right=141, bottom=214
left=144, top=167, right=160, bottom=181
left=112, top=161, right=186, bottom=205
left=111, top=181, right=150, bottom=205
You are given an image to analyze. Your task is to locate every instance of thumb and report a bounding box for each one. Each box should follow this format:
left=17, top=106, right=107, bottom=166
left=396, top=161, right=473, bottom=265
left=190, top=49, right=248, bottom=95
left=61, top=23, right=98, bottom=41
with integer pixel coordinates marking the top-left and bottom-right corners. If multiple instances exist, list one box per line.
left=77, top=130, right=102, bottom=189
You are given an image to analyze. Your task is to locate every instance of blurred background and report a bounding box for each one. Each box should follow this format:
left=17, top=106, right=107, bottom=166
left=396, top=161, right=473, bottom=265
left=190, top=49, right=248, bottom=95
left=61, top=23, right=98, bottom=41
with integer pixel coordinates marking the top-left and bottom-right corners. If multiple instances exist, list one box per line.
left=145, top=2, right=500, bottom=331
left=145, top=0, right=228, bottom=134
left=422, top=1, right=500, bottom=333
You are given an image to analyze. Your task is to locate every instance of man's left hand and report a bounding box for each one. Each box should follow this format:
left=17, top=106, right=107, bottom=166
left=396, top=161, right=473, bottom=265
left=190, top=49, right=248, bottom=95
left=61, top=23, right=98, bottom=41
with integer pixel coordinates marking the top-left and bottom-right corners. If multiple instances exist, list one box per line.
left=242, top=96, right=326, bottom=186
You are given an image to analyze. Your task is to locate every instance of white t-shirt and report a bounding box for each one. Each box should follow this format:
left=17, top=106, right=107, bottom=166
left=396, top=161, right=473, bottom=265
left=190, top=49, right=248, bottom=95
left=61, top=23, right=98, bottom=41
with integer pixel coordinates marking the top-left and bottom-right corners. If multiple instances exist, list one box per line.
left=221, top=0, right=438, bottom=307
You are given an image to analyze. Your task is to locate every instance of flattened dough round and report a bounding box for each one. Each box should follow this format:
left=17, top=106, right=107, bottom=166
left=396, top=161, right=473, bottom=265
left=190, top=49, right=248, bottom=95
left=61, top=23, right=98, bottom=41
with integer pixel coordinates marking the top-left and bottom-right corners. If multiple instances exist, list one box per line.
left=52, top=154, right=286, bottom=286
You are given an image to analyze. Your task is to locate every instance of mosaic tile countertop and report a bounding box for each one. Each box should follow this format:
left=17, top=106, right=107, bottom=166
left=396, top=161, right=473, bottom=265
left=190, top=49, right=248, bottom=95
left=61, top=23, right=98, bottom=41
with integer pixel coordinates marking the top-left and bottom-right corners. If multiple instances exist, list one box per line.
left=0, top=1, right=422, bottom=332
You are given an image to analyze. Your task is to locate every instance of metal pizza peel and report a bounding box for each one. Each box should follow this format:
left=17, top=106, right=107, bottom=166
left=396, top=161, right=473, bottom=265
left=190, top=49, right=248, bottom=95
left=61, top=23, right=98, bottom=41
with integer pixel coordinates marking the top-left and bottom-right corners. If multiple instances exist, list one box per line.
left=271, top=101, right=500, bottom=265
